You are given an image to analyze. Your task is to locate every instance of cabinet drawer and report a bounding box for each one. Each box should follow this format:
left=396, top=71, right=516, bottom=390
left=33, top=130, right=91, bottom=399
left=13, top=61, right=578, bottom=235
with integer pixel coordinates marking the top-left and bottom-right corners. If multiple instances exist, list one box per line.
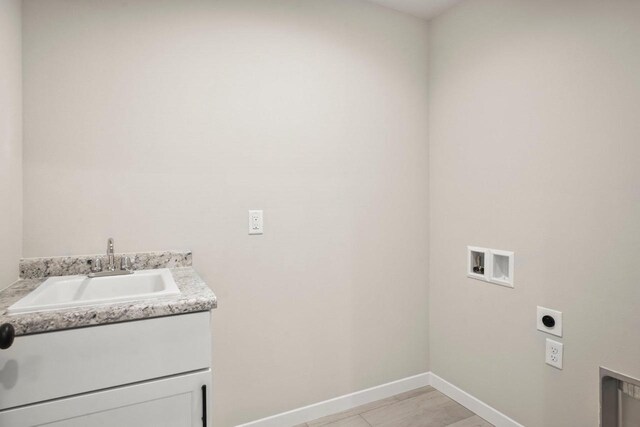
left=0, top=312, right=211, bottom=410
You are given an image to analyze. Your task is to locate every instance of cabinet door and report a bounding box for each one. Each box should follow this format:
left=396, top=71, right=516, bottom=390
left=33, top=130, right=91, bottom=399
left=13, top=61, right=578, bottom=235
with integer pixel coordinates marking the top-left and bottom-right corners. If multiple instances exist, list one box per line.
left=0, top=312, right=211, bottom=411
left=0, top=370, right=211, bottom=427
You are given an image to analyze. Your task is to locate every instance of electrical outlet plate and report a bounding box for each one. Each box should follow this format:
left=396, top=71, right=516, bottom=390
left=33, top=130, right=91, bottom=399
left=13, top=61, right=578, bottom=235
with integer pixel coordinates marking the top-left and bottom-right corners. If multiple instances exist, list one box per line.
left=248, top=210, right=263, bottom=235
left=546, top=338, right=563, bottom=369
left=537, top=306, right=563, bottom=337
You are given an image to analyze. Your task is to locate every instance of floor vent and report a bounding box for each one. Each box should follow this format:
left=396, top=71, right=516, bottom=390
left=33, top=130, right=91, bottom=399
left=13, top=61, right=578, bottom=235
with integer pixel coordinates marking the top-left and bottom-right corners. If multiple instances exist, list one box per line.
left=601, top=367, right=640, bottom=427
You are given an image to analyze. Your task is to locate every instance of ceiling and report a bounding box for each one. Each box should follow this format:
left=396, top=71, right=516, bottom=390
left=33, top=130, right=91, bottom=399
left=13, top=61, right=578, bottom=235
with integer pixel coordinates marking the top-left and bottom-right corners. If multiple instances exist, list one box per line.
left=366, top=0, right=463, bottom=20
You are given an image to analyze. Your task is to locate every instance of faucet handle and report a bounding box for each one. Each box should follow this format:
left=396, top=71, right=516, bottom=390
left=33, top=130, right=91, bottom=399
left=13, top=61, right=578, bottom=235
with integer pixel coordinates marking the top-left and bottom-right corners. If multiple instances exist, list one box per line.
left=120, top=256, right=132, bottom=271
left=91, top=257, right=103, bottom=272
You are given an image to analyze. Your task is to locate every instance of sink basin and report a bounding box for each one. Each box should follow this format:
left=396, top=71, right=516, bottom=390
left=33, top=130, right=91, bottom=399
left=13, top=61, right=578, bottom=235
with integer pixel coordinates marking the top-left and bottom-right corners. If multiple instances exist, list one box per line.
left=7, top=268, right=180, bottom=314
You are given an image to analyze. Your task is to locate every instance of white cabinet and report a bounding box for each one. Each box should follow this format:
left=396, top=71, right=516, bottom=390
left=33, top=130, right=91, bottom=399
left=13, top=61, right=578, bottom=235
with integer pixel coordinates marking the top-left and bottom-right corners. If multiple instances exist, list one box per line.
left=0, top=312, right=212, bottom=426
left=0, top=370, right=211, bottom=427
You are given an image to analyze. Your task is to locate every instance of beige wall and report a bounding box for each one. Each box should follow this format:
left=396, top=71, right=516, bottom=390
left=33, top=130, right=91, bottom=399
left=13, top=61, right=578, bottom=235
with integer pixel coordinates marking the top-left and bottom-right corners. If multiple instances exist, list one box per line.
left=22, top=1, right=429, bottom=425
left=428, top=1, right=640, bottom=426
left=0, top=0, right=22, bottom=289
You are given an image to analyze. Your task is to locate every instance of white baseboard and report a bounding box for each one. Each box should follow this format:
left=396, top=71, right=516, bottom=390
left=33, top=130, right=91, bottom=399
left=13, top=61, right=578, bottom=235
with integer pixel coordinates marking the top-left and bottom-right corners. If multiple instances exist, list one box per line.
left=236, top=371, right=524, bottom=427
left=428, top=372, right=524, bottom=427
left=235, top=372, right=430, bottom=427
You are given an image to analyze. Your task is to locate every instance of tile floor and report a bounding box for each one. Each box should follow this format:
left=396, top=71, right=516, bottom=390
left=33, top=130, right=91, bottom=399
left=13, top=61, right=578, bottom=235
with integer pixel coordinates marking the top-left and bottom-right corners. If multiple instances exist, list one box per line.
left=295, top=386, right=493, bottom=427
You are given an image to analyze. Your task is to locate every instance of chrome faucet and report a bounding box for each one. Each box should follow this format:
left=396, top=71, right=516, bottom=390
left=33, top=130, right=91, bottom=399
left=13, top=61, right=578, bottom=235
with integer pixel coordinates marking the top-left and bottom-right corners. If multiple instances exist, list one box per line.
left=107, top=237, right=116, bottom=271
left=88, top=238, right=134, bottom=278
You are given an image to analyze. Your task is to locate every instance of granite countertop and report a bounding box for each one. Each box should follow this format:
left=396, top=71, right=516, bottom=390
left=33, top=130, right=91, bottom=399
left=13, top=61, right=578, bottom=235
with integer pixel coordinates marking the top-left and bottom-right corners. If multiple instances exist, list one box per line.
left=0, top=251, right=217, bottom=336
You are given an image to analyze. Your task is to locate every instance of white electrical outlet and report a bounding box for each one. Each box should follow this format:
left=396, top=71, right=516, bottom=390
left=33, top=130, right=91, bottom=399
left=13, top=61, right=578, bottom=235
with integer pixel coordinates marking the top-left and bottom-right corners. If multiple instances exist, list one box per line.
left=248, top=210, right=263, bottom=235
left=545, top=339, right=563, bottom=369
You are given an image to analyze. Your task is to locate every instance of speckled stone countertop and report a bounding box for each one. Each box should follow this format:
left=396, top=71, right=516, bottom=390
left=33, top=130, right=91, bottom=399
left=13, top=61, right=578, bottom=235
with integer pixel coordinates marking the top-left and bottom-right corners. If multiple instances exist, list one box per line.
left=0, top=251, right=217, bottom=336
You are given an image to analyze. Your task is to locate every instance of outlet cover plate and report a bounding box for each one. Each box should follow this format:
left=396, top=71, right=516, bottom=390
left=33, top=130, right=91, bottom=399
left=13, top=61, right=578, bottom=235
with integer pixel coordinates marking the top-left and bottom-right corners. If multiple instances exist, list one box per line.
left=248, top=210, right=263, bottom=235
left=546, top=338, right=563, bottom=369
left=537, top=306, right=563, bottom=337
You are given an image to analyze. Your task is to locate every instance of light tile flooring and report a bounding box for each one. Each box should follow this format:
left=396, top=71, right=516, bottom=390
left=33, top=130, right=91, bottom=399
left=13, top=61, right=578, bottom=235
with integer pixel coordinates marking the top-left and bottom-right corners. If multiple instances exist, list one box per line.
left=295, top=387, right=493, bottom=427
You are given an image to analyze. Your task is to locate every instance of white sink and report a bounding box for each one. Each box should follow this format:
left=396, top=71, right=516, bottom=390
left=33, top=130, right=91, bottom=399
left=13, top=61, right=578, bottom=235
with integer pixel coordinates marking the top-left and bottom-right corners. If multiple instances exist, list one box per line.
left=8, top=268, right=180, bottom=314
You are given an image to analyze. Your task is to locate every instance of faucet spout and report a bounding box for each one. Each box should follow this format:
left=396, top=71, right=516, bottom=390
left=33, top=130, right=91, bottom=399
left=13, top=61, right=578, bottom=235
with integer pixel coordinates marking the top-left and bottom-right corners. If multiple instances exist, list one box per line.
left=107, top=237, right=115, bottom=271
